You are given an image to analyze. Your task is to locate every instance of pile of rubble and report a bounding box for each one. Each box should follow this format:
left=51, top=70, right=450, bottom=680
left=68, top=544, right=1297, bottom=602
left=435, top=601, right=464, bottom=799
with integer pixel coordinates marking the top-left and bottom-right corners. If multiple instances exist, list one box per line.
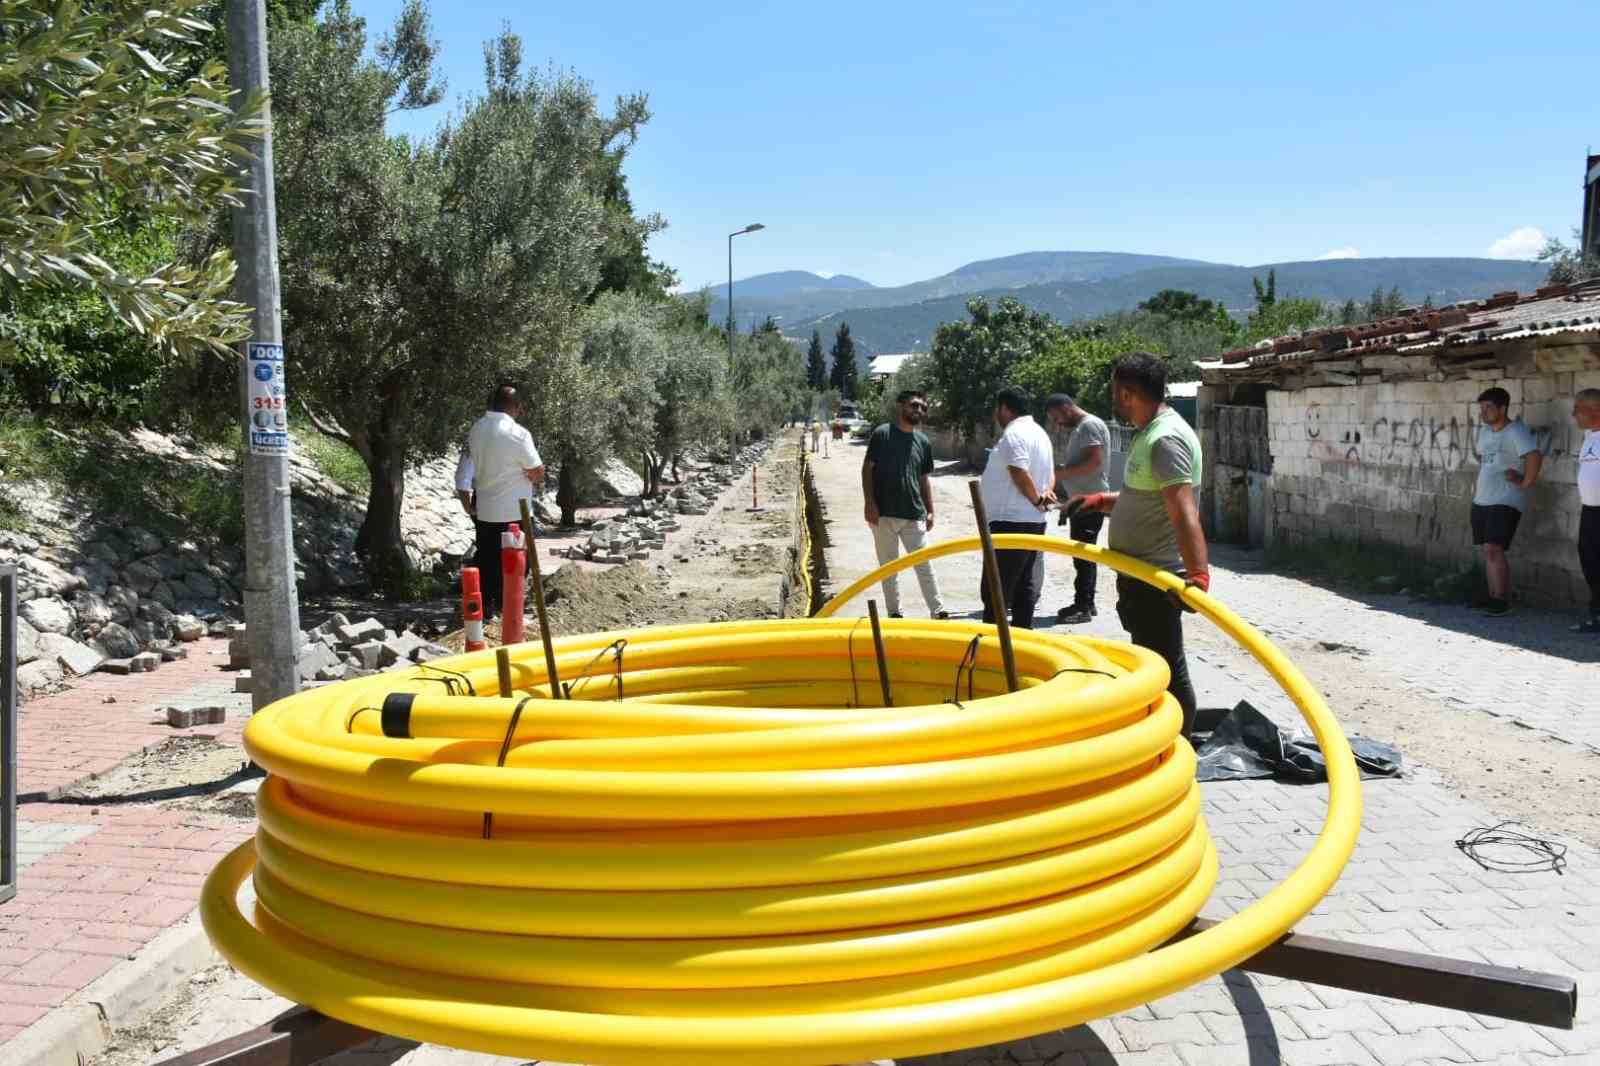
left=227, top=612, right=452, bottom=690
left=552, top=442, right=770, bottom=563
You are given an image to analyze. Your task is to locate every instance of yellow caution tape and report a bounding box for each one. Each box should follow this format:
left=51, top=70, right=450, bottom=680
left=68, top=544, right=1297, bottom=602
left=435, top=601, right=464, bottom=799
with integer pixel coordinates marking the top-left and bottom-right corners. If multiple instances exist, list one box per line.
left=202, top=535, right=1359, bottom=1065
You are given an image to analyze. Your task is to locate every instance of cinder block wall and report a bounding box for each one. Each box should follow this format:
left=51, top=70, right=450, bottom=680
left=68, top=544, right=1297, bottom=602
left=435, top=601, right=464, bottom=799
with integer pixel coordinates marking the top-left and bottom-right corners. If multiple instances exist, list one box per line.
left=1264, top=371, right=1597, bottom=607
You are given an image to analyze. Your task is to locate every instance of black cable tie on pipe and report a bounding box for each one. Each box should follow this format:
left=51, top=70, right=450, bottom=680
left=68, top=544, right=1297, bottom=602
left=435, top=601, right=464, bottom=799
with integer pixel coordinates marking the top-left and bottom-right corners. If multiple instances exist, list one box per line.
left=380, top=693, right=416, bottom=739
left=953, top=634, right=981, bottom=704
left=483, top=696, right=536, bottom=840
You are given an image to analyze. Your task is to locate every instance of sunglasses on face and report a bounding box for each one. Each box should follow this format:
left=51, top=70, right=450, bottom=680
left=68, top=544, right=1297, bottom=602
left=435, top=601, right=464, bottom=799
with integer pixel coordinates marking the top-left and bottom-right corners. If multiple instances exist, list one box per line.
left=906, top=402, right=928, bottom=411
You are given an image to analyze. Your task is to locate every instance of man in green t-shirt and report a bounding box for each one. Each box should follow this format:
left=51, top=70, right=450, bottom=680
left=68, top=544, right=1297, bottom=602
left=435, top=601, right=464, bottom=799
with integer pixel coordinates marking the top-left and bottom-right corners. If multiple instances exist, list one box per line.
left=1064, top=353, right=1209, bottom=738
left=862, top=390, right=949, bottom=619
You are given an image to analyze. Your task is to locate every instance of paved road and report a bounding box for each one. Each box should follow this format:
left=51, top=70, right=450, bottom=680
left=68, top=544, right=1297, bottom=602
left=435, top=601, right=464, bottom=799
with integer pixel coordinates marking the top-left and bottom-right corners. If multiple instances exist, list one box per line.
left=803, top=441, right=1600, bottom=1065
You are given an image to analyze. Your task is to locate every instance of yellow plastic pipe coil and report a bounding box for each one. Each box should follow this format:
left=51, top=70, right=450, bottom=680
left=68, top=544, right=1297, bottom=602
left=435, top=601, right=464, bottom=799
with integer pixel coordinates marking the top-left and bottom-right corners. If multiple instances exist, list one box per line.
left=203, top=534, right=1360, bottom=1065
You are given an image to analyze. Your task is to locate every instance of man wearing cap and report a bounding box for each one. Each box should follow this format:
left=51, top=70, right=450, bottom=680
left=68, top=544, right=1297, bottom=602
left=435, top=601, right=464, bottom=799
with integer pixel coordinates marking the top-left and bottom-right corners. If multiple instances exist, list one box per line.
left=1471, top=386, right=1542, bottom=617
left=1044, top=393, right=1110, bottom=624
left=1064, top=353, right=1207, bottom=739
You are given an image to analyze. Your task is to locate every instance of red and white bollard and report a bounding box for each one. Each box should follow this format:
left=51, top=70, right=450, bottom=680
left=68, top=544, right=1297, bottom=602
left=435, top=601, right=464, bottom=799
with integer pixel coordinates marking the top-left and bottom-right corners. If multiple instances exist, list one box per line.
left=461, top=567, right=486, bottom=652
left=500, top=523, right=526, bottom=645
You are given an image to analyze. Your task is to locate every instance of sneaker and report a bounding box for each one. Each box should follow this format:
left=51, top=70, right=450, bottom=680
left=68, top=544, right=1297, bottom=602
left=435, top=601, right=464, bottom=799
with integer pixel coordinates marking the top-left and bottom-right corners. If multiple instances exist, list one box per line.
left=1571, top=616, right=1600, bottom=634
left=933, top=610, right=951, bottom=620
left=1056, top=604, right=1097, bottom=624
left=887, top=612, right=903, bottom=619
left=1470, top=591, right=1494, bottom=610
left=1482, top=598, right=1511, bottom=617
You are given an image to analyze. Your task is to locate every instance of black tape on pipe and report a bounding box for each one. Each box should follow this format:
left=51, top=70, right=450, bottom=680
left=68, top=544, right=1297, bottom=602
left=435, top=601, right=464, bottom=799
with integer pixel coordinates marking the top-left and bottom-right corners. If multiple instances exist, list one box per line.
left=381, top=693, right=416, bottom=739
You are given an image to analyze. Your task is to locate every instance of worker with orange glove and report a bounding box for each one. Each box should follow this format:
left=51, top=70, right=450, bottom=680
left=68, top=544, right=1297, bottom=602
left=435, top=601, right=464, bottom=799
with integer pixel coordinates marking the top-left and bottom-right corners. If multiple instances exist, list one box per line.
left=1065, top=352, right=1208, bottom=738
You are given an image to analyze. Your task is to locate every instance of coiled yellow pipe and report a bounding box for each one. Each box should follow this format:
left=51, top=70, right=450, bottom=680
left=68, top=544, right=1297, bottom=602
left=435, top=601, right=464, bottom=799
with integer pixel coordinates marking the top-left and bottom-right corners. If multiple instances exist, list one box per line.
left=202, top=535, right=1359, bottom=1065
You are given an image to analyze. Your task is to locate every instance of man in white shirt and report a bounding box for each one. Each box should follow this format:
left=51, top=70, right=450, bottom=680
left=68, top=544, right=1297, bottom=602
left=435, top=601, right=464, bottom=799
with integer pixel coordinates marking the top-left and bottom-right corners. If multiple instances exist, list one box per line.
left=466, top=384, right=544, bottom=617
left=977, top=385, right=1056, bottom=629
left=1573, top=388, right=1600, bottom=634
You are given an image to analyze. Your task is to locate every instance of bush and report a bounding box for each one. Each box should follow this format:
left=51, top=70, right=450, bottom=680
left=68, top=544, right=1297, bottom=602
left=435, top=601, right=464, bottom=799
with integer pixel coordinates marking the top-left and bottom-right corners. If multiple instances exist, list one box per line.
left=296, top=430, right=369, bottom=496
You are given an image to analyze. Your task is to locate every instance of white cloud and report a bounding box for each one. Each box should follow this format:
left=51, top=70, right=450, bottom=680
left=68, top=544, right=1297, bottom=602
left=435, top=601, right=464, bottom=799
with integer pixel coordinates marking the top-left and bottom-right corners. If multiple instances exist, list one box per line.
left=1314, top=246, right=1361, bottom=260
left=1486, top=226, right=1546, bottom=260
left=813, top=271, right=835, bottom=278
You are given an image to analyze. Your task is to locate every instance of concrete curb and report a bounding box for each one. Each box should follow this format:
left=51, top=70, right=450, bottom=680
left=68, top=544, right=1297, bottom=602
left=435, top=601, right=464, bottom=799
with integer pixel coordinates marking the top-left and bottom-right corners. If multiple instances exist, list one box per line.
left=5, top=912, right=219, bottom=1066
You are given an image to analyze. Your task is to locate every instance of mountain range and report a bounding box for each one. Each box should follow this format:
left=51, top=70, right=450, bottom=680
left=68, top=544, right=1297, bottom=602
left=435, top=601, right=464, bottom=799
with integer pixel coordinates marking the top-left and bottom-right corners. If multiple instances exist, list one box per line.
left=710, top=252, right=1549, bottom=356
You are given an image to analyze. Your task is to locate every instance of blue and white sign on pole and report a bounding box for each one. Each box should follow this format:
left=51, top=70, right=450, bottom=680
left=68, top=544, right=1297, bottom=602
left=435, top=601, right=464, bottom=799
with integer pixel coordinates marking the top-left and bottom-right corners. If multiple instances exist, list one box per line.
left=246, top=341, right=289, bottom=455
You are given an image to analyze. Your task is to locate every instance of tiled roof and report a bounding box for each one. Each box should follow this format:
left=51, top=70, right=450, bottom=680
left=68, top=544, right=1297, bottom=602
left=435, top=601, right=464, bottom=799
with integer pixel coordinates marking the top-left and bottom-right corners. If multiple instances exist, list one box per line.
left=1214, top=279, right=1600, bottom=372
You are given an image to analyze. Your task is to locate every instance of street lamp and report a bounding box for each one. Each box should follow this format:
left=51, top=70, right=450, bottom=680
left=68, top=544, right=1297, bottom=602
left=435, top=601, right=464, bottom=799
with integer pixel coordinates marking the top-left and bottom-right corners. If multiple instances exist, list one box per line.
left=727, top=223, right=765, bottom=365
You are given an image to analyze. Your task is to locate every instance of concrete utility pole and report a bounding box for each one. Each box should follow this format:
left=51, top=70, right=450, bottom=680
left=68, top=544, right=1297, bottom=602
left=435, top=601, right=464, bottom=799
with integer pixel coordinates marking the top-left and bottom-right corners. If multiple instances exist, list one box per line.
left=227, top=0, right=301, bottom=710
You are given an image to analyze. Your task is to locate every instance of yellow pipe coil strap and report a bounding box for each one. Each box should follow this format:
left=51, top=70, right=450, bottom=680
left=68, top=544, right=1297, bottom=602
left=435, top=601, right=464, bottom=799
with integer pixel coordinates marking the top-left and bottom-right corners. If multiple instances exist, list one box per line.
left=203, top=535, right=1360, bottom=1066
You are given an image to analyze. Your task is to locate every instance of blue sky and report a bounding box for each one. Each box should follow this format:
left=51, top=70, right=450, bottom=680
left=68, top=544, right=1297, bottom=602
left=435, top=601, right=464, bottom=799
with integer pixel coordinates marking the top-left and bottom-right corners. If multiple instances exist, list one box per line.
left=352, top=0, right=1596, bottom=290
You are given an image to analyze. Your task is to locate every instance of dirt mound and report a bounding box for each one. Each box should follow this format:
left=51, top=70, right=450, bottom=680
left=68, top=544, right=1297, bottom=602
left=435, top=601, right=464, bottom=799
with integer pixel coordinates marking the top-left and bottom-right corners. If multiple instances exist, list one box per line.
left=442, top=561, right=778, bottom=650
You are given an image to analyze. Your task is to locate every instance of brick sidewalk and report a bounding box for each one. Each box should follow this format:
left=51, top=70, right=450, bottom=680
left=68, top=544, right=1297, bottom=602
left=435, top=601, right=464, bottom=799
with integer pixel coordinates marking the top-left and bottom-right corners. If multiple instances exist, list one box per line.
left=15, top=637, right=245, bottom=799
left=0, top=637, right=253, bottom=1045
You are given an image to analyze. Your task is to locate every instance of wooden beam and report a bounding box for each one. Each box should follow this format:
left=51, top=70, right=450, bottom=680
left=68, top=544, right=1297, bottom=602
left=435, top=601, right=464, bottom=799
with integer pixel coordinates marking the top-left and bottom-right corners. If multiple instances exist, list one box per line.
left=149, top=1007, right=378, bottom=1066
left=1178, top=918, right=1577, bottom=1030
left=151, top=926, right=1579, bottom=1066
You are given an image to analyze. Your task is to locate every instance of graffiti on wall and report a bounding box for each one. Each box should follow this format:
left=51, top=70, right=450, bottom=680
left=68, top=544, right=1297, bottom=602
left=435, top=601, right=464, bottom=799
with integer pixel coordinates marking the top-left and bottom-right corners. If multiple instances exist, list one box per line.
left=1302, top=401, right=1577, bottom=472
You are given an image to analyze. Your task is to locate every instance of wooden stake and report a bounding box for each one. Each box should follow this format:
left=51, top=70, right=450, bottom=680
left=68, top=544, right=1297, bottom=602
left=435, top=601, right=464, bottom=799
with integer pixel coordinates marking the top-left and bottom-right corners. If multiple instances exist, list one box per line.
left=519, top=499, right=563, bottom=699
left=968, top=480, right=1020, bottom=693
left=495, top=647, right=513, bottom=699
left=867, top=600, right=893, bottom=707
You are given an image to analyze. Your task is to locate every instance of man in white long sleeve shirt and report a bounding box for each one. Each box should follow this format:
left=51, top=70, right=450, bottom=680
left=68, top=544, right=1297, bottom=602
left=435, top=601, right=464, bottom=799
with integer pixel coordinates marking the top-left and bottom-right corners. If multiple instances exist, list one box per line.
left=453, top=441, right=475, bottom=516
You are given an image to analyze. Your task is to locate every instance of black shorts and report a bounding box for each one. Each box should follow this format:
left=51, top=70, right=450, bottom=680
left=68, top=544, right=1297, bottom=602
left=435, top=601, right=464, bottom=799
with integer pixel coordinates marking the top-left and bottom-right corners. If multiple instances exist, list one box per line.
left=1470, top=504, right=1522, bottom=549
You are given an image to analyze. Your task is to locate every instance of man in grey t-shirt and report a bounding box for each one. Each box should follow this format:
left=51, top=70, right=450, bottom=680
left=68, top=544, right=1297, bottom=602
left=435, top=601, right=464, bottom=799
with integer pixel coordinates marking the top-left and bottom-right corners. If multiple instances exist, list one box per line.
left=1044, top=394, right=1110, bottom=623
left=1470, top=387, right=1542, bottom=617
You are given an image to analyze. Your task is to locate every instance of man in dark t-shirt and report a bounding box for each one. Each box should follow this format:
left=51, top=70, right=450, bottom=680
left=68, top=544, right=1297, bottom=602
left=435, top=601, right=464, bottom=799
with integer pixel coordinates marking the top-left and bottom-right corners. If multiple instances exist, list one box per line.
left=862, top=390, right=949, bottom=619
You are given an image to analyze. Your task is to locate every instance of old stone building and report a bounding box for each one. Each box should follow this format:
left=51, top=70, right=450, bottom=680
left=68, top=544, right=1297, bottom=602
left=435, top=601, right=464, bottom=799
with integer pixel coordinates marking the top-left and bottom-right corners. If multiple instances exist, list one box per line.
left=1198, top=279, right=1600, bottom=607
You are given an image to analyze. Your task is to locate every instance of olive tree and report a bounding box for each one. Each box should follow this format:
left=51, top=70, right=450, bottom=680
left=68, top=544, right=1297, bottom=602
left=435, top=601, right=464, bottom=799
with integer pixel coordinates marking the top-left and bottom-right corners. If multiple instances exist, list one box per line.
left=275, top=2, right=653, bottom=586
left=0, top=0, right=262, bottom=361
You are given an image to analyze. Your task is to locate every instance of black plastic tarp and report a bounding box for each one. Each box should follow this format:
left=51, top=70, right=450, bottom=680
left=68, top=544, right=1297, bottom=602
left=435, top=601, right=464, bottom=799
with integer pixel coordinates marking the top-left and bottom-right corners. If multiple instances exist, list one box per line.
left=1192, top=700, right=1401, bottom=783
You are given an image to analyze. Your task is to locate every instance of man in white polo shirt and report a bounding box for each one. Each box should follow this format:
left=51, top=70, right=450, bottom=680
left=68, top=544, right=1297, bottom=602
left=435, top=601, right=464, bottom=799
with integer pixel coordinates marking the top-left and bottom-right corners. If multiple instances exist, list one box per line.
left=977, top=385, right=1056, bottom=629
left=466, top=383, right=544, bottom=617
left=1574, top=388, right=1600, bottom=634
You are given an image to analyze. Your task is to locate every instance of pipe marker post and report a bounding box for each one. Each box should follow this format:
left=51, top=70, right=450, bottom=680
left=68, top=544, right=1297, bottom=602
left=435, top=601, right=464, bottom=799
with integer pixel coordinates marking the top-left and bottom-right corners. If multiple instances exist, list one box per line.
left=461, top=568, right=486, bottom=652
left=519, top=499, right=563, bottom=699
left=969, top=480, right=1020, bottom=692
left=867, top=599, right=893, bottom=707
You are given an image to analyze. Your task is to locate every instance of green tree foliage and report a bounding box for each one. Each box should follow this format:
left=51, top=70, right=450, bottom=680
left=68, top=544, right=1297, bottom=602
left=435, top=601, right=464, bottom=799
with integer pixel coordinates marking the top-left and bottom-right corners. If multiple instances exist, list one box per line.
left=927, top=297, right=1069, bottom=434
left=1136, top=289, right=1239, bottom=346
left=1251, top=269, right=1277, bottom=310
left=829, top=322, right=858, bottom=399
left=1011, top=319, right=1151, bottom=418
left=1337, top=298, right=1362, bottom=324
left=1243, top=297, right=1335, bottom=344
left=1, top=214, right=187, bottom=418
left=805, top=329, right=827, bottom=389
left=575, top=292, right=732, bottom=506
left=731, top=329, right=806, bottom=440
left=0, top=0, right=265, bottom=364
left=1364, top=286, right=1407, bottom=320
left=274, top=1, right=652, bottom=587
left=1538, top=230, right=1600, bottom=286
